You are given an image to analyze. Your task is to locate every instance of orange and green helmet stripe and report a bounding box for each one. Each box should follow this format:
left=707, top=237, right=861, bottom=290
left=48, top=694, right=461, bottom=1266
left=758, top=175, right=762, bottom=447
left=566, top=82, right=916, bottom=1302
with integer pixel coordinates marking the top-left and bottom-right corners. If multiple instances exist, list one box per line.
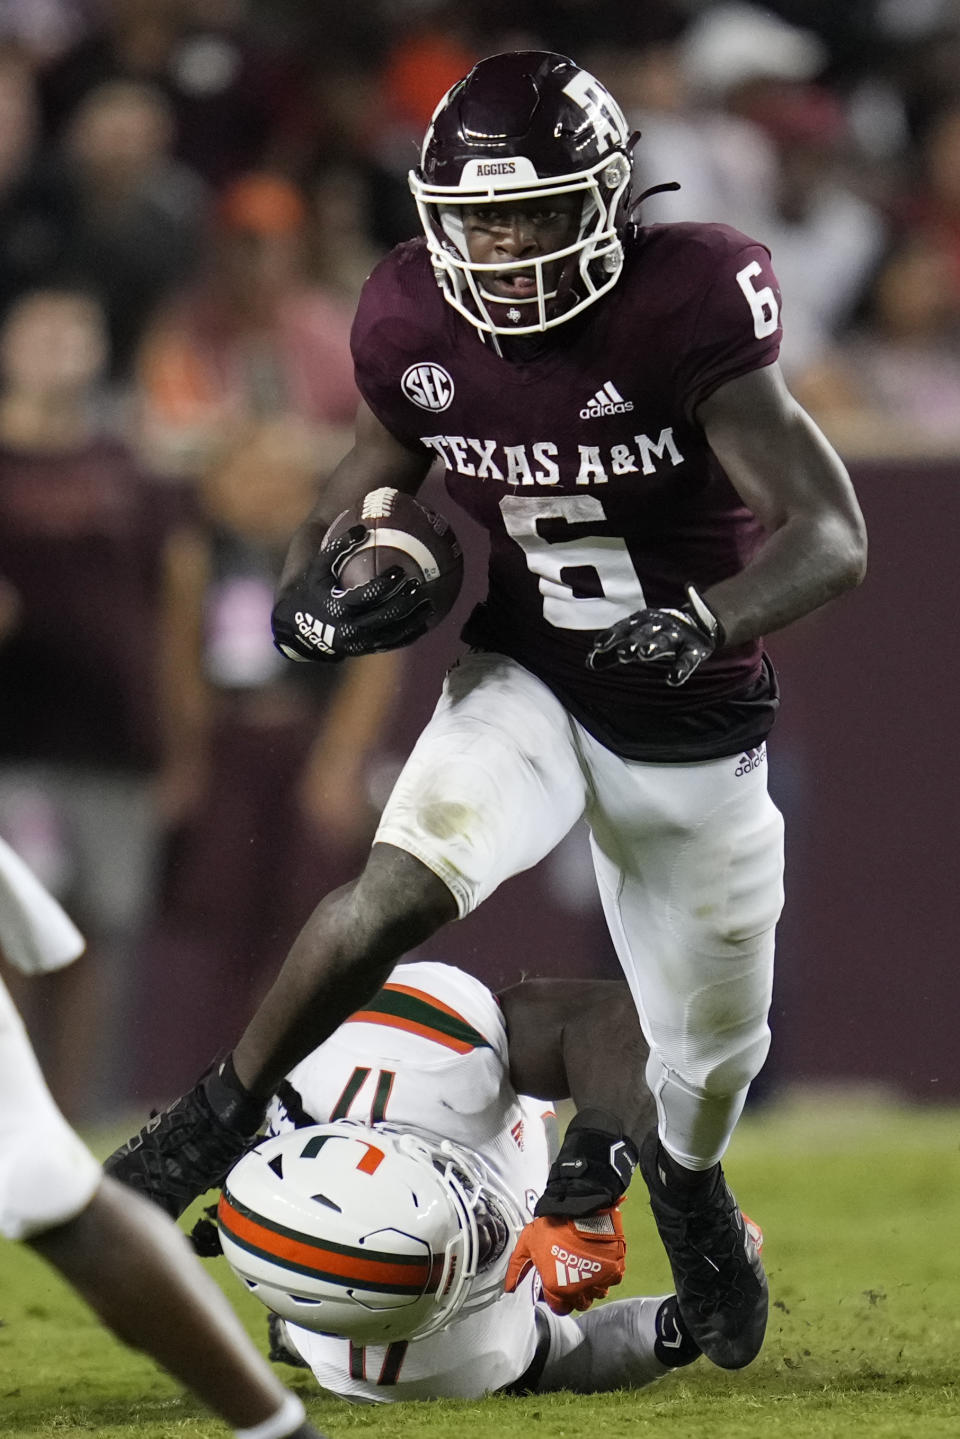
left=218, top=1188, right=438, bottom=1294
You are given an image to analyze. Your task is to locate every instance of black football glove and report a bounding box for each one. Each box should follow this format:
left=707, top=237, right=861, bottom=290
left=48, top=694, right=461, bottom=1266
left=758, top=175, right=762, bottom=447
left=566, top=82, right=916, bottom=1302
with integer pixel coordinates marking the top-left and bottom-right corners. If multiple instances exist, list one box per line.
left=271, top=524, right=434, bottom=662
left=534, top=1108, right=639, bottom=1218
left=587, top=584, right=725, bottom=687
left=189, top=1203, right=222, bottom=1258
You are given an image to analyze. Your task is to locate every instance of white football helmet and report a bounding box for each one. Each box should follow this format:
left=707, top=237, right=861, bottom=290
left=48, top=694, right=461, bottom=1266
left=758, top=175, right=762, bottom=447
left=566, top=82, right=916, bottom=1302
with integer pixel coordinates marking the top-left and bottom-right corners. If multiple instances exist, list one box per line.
left=218, top=1121, right=525, bottom=1344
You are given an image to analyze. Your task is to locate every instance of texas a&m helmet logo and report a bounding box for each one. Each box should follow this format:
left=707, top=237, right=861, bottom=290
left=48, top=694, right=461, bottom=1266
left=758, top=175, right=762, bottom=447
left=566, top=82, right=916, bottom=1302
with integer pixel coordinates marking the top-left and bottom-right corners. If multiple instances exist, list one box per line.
left=402, top=362, right=455, bottom=412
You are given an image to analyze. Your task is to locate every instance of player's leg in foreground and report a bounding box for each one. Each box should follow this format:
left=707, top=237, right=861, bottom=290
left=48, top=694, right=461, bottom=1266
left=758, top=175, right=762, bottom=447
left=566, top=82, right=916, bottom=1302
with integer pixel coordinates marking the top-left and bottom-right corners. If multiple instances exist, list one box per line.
left=105, top=844, right=457, bottom=1216
left=586, top=737, right=782, bottom=1368
left=0, top=973, right=325, bottom=1439
left=29, top=1177, right=324, bottom=1438
left=106, top=653, right=588, bottom=1219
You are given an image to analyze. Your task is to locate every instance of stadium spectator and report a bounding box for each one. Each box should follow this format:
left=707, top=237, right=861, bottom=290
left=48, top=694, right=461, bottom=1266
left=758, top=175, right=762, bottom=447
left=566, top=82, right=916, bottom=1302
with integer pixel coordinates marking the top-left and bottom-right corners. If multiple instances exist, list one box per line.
left=0, top=286, right=196, bottom=1122
left=0, top=55, right=206, bottom=383
left=629, top=6, right=886, bottom=379
left=737, top=81, right=888, bottom=380
left=793, top=232, right=960, bottom=456
left=53, top=77, right=207, bottom=379
left=0, top=833, right=326, bottom=1439
left=617, top=27, right=781, bottom=231
left=366, top=5, right=479, bottom=248
left=902, top=100, right=960, bottom=276
left=304, top=160, right=385, bottom=305
left=136, top=416, right=402, bottom=1096
left=37, top=0, right=294, bottom=185
left=0, top=46, right=76, bottom=322
left=136, top=171, right=357, bottom=478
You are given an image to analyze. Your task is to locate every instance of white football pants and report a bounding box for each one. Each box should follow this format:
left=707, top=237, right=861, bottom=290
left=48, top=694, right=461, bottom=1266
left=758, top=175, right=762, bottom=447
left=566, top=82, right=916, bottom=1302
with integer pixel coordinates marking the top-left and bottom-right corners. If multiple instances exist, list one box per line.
left=377, top=651, right=784, bottom=1167
left=535, top=1294, right=677, bottom=1392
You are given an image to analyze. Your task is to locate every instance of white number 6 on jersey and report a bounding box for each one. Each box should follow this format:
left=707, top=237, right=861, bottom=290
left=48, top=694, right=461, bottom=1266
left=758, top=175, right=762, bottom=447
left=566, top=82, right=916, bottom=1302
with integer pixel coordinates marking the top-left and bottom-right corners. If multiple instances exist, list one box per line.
left=736, top=260, right=779, bottom=339
left=500, top=494, right=644, bottom=630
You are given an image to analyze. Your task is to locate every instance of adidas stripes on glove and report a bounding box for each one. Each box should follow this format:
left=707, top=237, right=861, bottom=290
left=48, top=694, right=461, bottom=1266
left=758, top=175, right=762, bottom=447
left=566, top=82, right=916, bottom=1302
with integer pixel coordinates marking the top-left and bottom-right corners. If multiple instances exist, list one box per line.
left=271, top=525, right=433, bottom=662
left=503, top=1204, right=626, bottom=1315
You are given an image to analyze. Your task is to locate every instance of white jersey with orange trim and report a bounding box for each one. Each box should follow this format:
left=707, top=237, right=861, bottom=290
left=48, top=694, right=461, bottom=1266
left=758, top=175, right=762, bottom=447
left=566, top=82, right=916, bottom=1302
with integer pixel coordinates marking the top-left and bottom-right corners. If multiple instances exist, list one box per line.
left=264, top=960, right=555, bottom=1402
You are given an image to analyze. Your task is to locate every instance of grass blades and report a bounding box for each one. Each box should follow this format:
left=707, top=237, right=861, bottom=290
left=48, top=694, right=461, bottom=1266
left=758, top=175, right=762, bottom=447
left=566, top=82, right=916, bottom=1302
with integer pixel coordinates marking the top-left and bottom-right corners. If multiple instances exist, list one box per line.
left=1, top=1093, right=958, bottom=1438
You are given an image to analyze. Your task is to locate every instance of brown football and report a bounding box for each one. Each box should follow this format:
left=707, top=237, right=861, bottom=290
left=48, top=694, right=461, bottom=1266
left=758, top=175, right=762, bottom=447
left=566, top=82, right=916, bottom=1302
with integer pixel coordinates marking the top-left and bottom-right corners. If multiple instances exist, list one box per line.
left=322, top=487, right=463, bottom=629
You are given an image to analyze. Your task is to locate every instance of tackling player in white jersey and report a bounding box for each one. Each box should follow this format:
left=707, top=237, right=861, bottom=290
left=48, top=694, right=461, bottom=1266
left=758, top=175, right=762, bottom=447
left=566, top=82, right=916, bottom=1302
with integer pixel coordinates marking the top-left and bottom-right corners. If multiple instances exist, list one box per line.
left=214, top=961, right=715, bottom=1402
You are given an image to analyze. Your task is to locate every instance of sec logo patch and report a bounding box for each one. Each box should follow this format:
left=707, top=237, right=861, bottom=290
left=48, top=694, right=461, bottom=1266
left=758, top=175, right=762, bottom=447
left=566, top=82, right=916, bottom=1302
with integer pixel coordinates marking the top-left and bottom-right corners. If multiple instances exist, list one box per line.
left=401, top=362, right=455, bottom=412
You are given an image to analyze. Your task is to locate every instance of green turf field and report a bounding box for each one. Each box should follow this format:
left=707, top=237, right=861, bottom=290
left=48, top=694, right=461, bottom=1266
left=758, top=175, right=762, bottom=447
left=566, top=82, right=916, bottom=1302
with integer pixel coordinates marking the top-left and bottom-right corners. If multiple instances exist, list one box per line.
left=2, top=1093, right=958, bottom=1438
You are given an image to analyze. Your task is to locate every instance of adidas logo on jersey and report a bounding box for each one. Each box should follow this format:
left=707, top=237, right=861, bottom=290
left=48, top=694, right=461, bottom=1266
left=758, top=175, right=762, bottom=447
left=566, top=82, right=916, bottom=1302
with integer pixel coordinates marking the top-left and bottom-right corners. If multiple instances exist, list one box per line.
left=580, top=381, right=634, bottom=419
left=735, top=746, right=766, bottom=776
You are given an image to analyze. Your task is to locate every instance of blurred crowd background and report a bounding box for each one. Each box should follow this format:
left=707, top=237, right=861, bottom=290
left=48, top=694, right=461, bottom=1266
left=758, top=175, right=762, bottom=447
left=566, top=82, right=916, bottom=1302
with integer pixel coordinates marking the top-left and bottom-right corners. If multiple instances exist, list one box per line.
left=0, top=0, right=957, bottom=1125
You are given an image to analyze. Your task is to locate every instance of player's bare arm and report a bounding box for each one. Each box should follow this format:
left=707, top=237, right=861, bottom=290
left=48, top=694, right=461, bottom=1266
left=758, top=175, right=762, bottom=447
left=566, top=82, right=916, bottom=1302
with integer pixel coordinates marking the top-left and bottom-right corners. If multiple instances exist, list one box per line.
left=498, top=978, right=653, bottom=1146
left=589, top=361, right=867, bottom=683
left=499, top=977, right=644, bottom=1313
left=695, top=361, right=867, bottom=648
left=276, top=399, right=431, bottom=594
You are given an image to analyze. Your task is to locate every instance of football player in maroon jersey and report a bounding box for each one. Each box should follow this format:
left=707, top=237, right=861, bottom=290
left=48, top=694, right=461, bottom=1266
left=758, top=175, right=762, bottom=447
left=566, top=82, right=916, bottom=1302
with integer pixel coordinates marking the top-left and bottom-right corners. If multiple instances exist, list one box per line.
left=107, top=52, right=866, bottom=1372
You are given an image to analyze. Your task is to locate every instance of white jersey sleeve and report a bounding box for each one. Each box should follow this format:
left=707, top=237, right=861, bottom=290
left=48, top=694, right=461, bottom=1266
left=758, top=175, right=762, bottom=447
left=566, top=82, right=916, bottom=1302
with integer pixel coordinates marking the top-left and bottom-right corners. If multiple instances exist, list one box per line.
left=265, top=961, right=555, bottom=1402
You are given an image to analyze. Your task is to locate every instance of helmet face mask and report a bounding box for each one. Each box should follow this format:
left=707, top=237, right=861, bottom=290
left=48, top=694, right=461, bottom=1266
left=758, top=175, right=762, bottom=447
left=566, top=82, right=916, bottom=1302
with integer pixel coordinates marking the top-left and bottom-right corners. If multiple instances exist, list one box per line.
left=218, top=1121, right=525, bottom=1345
left=409, top=51, right=636, bottom=341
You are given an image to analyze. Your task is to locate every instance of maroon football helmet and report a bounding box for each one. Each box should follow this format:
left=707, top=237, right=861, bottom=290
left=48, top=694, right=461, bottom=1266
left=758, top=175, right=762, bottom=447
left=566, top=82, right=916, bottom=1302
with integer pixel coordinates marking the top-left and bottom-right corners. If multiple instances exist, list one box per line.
left=409, top=51, right=637, bottom=341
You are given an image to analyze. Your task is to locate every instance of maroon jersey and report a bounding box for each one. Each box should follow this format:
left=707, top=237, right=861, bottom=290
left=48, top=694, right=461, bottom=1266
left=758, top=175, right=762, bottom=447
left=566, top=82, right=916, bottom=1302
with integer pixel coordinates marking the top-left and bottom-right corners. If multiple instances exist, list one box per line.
left=352, top=222, right=783, bottom=761
left=0, top=438, right=180, bottom=769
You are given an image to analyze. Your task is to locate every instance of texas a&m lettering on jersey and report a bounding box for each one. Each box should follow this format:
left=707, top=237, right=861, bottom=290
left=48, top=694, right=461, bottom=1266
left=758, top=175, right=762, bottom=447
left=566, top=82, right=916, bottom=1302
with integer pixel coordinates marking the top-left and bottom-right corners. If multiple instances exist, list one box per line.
left=419, top=429, right=684, bottom=486
left=351, top=221, right=784, bottom=761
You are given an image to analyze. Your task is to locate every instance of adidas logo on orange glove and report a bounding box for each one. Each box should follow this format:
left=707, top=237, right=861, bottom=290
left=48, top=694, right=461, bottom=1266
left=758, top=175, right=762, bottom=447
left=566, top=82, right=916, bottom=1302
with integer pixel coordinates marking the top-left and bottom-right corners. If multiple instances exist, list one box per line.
left=503, top=1202, right=626, bottom=1314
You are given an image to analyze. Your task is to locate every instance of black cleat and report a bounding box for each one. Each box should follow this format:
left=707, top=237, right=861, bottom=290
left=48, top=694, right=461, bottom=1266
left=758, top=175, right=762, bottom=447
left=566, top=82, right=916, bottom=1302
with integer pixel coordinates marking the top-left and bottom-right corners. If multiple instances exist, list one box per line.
left=639, top=1130, right=768, bottom=1370
left=103, top=1069, right=265, bottom=1220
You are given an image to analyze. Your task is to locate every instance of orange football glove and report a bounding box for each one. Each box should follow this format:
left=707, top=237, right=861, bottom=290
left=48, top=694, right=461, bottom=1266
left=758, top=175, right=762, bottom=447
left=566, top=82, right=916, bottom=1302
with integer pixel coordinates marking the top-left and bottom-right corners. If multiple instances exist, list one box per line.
left=503, top=1203, right=626, bottom=1315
